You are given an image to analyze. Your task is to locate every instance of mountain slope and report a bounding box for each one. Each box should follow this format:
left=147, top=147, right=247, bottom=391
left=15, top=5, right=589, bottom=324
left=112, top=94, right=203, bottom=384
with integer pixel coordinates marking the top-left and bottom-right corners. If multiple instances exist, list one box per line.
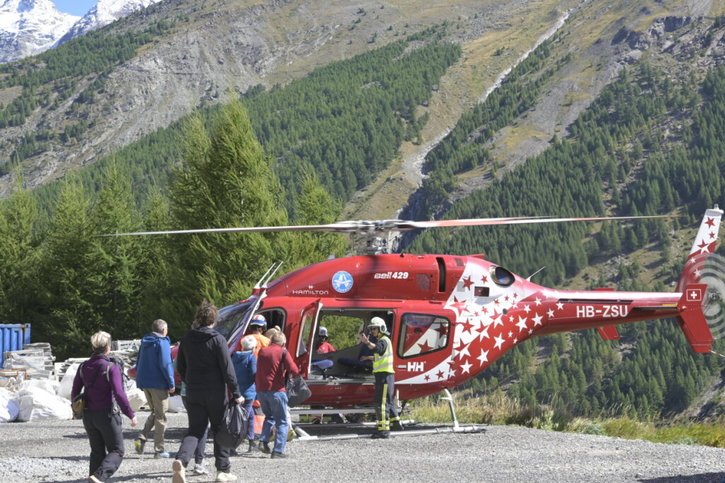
left=0, top=0, right=578, bottom=196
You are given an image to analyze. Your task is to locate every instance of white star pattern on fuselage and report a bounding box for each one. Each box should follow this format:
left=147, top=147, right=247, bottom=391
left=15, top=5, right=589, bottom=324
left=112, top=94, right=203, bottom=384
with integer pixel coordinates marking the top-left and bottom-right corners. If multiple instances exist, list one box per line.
left=397, top=260, right=537, bottom=384
left=532, top=313, right=543, bottom=326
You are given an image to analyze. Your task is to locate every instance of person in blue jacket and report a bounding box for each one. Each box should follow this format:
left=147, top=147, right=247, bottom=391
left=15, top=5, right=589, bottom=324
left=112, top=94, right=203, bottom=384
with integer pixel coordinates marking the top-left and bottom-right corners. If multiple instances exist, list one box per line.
left=134, top=319, right=175, bottom=458
left=231, top=335, right=257, bottom=453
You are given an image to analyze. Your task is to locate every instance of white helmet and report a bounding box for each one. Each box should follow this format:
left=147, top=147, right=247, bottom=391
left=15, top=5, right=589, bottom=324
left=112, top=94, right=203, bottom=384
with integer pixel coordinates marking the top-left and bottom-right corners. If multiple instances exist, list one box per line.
left=249, top=314, right=267, bottom=329
left=241, top=335, right=257, bottom=351
left=368, top=317, right=387, bottom=333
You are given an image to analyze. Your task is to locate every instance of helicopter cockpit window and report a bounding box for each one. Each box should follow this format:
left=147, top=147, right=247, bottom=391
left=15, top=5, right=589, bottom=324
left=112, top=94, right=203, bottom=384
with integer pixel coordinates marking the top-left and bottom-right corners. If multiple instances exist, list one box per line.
left=492, top=266, right=515, bottom=287
left=398, top=313, right=449, bottom=358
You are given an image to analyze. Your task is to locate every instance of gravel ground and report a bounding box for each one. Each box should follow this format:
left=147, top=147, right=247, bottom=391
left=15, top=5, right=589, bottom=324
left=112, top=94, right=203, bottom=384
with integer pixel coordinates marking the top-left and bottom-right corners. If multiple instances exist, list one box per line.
left=0, top=412, right=724, bottom=482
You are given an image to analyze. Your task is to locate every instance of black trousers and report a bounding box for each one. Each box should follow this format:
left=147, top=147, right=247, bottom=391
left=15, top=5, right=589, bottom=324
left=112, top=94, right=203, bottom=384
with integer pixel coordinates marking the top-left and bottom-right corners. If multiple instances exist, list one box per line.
left=175, top=388, right=230, bottom=471
left=181, top=395, right=209, bottom=464
left=82, top=409, right=125, bottom=481
left=373, top=372, right=397, bottom=432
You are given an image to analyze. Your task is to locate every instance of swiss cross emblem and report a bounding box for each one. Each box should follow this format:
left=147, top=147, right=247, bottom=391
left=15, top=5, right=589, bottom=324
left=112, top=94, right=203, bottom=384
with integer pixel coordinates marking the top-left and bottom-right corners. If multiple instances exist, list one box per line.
left=687, top=288, right=702, bottom=302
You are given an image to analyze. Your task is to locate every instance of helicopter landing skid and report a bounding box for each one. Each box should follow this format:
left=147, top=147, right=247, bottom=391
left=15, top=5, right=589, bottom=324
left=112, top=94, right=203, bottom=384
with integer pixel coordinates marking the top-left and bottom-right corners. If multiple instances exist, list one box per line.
left=291, top=389, right=484, bottom=441
left=292, top=423, right=484, bottom=441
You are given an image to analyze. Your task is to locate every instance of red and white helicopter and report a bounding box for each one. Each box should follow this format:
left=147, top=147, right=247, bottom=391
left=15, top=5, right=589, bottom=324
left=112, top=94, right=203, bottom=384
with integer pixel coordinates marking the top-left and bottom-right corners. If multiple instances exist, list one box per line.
left=121, top=206, right=722, bottom=411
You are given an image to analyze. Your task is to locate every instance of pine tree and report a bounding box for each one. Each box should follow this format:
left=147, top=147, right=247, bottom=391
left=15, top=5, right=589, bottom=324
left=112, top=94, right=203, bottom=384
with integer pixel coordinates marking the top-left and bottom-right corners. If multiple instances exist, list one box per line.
left=168, top=101, right=289, bottom=309
left=88, top=162, right=144, bottom=338
left=288, top=172, right=348, bottom=265
left=0, top=177, right=41, bottom=324
left=37, top=180, right=97, bottom=357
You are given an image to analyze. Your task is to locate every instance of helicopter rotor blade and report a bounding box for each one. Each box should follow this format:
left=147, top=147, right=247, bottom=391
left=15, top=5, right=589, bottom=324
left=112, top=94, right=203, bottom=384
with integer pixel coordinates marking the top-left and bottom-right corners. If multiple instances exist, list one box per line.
left=395, top=214, right=670, bottom=231
left=104, top=214, right=668, bottom=237
left=103, top=221, right=366, bottom=237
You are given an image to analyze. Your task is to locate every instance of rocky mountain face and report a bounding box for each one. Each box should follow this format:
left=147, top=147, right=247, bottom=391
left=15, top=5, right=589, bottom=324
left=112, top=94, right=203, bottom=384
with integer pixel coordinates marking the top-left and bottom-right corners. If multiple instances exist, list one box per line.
left=56, top=0, right=162, bottom=46
left=0, top=0, right=78, bottom=63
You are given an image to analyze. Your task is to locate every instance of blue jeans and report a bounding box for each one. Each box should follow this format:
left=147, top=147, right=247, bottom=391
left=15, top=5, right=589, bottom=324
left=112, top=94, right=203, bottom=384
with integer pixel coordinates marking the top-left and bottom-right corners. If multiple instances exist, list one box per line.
left=258, top=391, right=289, bottom=454
left=243, top=399, right=255, bottom=441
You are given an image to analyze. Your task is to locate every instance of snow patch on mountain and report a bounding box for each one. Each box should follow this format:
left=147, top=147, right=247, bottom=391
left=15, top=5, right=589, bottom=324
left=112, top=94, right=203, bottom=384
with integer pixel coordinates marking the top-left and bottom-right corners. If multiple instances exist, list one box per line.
left=0, top=0, right=79, bottom=63
left=0, top=0, right=163, bottom=63
left=56, top=0, right=162, bottom=45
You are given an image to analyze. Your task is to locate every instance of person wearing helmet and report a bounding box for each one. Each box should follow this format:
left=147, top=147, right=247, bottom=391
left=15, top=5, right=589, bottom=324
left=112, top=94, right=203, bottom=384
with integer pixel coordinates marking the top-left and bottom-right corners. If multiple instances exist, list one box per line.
left=359, top=316, right=403, bottom=438
left=231, top=335, right=258, bottom=453
left=244, top=314, right=270, bottom=356
left=315, top=327, right=336, bottom=354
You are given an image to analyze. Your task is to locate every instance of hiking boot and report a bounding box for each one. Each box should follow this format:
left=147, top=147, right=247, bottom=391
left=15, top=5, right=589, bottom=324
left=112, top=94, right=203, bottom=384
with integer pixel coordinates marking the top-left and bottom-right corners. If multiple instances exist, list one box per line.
left=171, top=459, right=186, bottom=483
left=246, top=440, right=255, bottom=453
left=271, top=451, right=288, bottom=459
left=391, top=420, right=404, bottom=431
left=371, top=431, right=390, bottom=439
left=133, top=438, right=145, bottom=455
left=259, top=441, right=271, bottom=454
left=215, top=471, right=237, bottom=482
left=155, top=451, right=170, bottom=459
left=192, top=463, right=209, bottom=475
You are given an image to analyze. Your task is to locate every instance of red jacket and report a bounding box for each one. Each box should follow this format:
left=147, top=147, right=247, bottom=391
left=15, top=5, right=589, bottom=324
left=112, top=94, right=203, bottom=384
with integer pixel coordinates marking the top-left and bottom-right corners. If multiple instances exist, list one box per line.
left=316, top=341, right=336, bottom=354
left=255, top=344, right=299, bottom=392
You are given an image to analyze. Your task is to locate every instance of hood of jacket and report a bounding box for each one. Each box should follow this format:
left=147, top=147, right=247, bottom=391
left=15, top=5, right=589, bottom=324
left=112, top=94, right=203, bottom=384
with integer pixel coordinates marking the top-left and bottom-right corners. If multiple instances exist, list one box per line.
left=141, top=332, right=169, bottom=348
left=186, top=326, right=218, bottom=343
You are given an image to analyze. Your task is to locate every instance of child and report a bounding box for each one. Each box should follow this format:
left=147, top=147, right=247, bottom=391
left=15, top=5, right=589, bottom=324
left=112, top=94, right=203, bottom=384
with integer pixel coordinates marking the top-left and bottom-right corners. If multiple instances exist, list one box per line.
left=231, top=335, right=258, bottom=452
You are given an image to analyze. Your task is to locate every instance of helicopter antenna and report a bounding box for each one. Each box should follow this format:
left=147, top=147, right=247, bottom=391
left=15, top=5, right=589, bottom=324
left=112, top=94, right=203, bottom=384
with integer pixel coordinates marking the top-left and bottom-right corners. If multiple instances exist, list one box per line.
left=254, top=263, right=277, bottom=290
left=527, top=267, right=546, bottom=281
left=262, top=261, right=284, bottom=289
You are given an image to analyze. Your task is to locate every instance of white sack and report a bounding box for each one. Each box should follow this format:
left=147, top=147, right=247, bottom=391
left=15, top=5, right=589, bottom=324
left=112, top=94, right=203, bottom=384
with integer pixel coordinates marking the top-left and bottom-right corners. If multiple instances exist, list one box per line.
left=58, top=363, right=82, bottom=400
left=168, top=395, right=186, bottom=413
left=126, top=386, right=147, bottom=412
left=16, top=385, right=73, bottom=421
left=0, top=388, right=19, bottom=423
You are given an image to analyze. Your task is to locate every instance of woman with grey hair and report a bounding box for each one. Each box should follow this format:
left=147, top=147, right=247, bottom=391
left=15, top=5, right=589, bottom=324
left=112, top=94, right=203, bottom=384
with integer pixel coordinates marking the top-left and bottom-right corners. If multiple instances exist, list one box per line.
left=71, top=331, right=138, bottom=482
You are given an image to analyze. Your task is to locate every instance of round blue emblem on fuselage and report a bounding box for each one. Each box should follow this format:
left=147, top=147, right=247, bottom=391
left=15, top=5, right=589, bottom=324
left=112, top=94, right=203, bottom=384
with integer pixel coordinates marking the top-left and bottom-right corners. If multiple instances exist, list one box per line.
left=331, top=271, right=354, bottom=293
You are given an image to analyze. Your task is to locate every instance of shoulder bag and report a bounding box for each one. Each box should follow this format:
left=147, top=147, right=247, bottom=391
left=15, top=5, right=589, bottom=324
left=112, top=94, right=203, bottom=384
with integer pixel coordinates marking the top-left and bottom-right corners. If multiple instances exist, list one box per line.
left=282, top=349, right=311, bottom=407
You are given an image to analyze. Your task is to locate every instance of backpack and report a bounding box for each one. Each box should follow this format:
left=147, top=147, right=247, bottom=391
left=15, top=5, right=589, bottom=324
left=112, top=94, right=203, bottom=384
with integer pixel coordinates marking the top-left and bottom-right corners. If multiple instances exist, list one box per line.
left=107, top=353, right=132, bottom=389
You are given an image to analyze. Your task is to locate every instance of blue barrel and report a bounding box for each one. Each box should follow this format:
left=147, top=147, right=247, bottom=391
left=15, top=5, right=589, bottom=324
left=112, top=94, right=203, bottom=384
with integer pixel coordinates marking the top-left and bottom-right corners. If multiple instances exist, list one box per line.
left=0, top=324, right=31, bottom=368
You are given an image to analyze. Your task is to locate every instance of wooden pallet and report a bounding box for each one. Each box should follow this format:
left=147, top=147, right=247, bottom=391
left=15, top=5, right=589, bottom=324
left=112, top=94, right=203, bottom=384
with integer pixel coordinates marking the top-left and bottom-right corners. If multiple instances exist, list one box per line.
left=0, top=368, right=27, bottom=387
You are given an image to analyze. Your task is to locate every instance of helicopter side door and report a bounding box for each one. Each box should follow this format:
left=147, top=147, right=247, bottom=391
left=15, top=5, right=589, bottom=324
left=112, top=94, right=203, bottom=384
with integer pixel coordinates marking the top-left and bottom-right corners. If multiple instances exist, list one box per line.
left=394, top=312, right=452, bottom=391
left=293, top=300, right=322, bottom=377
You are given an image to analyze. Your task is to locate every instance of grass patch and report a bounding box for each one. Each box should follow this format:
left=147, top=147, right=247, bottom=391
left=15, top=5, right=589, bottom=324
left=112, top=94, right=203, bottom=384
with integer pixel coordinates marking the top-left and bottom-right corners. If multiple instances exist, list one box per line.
left=409, top=391, right=725, bottom=448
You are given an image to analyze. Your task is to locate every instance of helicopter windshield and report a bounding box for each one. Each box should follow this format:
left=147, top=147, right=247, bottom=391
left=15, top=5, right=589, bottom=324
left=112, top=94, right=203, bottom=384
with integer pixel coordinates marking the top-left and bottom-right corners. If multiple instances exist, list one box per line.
left=216, top=296, right=259, bottom=349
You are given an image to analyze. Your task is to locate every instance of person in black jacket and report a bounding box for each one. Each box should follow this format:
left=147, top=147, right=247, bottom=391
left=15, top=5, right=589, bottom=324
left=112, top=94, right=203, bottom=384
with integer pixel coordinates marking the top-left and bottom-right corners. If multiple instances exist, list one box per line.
left=171, top=301, right=242, bottom=483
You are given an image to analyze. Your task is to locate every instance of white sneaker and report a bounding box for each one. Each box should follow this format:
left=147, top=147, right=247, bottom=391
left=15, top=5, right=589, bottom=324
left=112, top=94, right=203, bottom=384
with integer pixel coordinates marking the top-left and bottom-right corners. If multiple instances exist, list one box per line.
left=193, top=462, right=209, bottom=475
left=215, top=471, right=237, bottom=482
left=172, top=459, right=187, bottom=483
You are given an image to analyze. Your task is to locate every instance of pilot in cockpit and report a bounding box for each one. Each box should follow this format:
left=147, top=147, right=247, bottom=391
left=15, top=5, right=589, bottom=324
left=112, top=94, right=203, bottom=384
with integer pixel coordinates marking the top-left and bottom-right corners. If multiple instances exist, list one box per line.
left=314, top=327, right=336, bottom=354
